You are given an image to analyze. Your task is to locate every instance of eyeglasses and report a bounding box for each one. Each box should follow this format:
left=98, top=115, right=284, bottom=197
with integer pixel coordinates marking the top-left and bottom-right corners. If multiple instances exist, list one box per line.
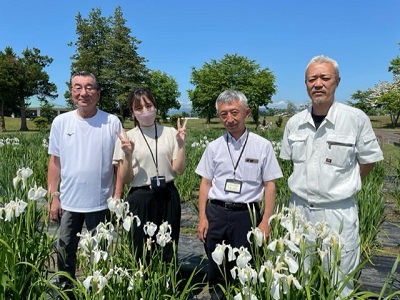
left=71, top=85, right=97, bottom=93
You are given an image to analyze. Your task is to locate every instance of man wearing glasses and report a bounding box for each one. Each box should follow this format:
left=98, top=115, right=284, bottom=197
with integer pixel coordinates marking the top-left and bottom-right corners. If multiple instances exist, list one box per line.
left=47, top=71, right=122, bottom=299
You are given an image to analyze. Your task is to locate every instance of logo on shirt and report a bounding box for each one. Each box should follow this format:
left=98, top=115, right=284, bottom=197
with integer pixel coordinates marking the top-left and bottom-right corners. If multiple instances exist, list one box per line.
left=67, top=132, right=75, bottom=137
left=325, top=158, right=332, bottom=163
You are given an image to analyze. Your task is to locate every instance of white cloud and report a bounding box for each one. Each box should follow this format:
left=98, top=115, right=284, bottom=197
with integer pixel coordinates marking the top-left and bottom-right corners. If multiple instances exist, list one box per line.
left=179, top=101, right=192, bottom=109
left=270, top=101, right=287, bottom=108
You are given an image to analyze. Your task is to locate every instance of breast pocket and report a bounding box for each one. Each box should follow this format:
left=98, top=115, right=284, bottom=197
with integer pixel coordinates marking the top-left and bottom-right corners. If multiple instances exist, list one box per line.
left=242, top=160, right=261, bottom=183
left=325, top=135, right=356, bottom=168
left=288, top=134, right=308, bottom=163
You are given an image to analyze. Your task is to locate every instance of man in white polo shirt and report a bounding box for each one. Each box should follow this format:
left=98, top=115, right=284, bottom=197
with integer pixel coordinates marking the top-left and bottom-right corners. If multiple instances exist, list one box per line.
left=280, top=55, right=383, bottom=297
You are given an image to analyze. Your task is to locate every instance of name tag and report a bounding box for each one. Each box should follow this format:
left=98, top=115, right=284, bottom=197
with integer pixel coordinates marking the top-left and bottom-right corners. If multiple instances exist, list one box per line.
left=245, top=158, right=258, bottom=163
left=224, top=179, right=242, bottom=194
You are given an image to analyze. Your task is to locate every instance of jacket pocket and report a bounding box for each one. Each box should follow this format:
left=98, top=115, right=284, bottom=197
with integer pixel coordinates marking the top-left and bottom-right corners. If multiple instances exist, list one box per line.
left=325, top=134, right=356, bottom=168
left=288, top=134, right=307, bottom=162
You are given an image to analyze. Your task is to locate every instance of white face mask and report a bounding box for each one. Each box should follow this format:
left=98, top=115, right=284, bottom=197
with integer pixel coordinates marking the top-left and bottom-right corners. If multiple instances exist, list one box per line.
left=134, top=109, right=156, bottom=127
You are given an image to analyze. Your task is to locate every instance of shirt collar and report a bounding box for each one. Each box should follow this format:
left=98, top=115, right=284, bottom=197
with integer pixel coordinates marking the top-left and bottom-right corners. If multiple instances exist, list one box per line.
left=303, top=101, right=338, bottom=127
left=227, top=128, right=248, bottom=146
left=325, top=101, right=338, bottom=125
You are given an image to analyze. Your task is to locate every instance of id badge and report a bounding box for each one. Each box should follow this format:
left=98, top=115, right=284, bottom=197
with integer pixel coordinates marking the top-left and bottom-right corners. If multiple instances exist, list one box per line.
left=224, top=179, right=242, bottom=194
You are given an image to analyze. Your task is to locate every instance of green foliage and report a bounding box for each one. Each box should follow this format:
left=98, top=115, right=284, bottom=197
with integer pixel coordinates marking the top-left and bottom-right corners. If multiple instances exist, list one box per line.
left=39, top=102, right=56, bottom=123
left=168, top=114, right=182, bottom=127
left=0, top=47, right=20, bottom=125
left=358, top=78, right=400, bottom=128
left=275, top=115, right=283, bottom=128
left=377, top=89, right=400, bottom=128
left=68, top=7, right=149, bottom=115
left=0, top=134, right=49, bottom=195
left=0, top=171, right=57, bottom=299
left=68, top=7, right=182, bottom=119
left=388, top=39, right=400, bottom=76
left=149, top=70, right=181, bottom=120
left=0, top=46, right=57, bottom=131
left=349, top=89, right=377, bottom=115
left=188, top=54, right=276, bottom=124
left=389, top=156, right=400, bottom=212
left=33, top=117, right=48, bottom=132
left=0, top=123, right=397, bottom=299
left=356, top=162, right=386, bottom=257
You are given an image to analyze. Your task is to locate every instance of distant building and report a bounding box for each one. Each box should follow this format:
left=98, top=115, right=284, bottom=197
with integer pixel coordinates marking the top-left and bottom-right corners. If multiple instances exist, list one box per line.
left=25, top=97, right=70, bottom=119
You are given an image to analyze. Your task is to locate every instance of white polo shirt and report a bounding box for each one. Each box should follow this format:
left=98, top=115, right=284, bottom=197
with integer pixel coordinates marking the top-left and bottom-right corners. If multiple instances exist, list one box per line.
left=195, top=130, right=283, bottom=203
left=280, top=102, right=383, bottom=205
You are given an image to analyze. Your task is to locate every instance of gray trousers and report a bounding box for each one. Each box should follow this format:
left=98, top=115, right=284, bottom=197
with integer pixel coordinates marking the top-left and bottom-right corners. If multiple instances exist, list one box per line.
left=57, top=209, right=110, bottom=282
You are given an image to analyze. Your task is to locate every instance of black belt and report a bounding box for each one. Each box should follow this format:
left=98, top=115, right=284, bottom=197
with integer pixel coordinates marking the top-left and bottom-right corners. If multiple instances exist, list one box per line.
left=209, top=199, right=259, bottom=211
left=132, top=181, right=175, bottom=191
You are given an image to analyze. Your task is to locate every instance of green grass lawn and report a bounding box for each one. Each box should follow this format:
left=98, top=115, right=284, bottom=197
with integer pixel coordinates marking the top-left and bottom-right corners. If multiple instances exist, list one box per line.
left=2, top=115, right=399, bottom=162
left=2, top=114, right=397, bottom=130
left=1, top=116, right=38, bottom=132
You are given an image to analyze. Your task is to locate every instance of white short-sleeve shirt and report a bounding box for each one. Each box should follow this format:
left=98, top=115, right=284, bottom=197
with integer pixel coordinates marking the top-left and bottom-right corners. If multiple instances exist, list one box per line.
left=280, top=102, right=383, bottom=204
left=195, top=130, right=283, bottom=203
left=113, top=124, right=179, bottom=187
left=48, top=109, right=122, bottom=212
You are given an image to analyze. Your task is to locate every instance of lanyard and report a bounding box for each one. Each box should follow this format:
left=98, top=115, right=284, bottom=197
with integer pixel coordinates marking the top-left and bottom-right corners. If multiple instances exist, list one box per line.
left=226, top=130, right=249, bottom=178
left=139, top=125, right=159, bottom=176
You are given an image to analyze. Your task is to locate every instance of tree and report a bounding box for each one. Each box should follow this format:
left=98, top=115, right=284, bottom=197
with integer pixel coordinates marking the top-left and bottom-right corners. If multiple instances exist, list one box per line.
left=0, top=46, right=57, bottom=131
left=388, top=56, right=400, bottom=76
left=68, top=6, right=149, bottom=116
left=0, top=47, right=20, bottom=131
left=349, top=89, right=377, bottom=115
left=148, top=70, right=181, bottom=120
left=17, top=48, right=57, bottom=131
left=388, top=40, right=400, bottom=76
left=40, top=102, right=56, bottom=123
left=368, top=78, right=400, bottom=128
left=286, top=101, right=297, bottom=116
left=188, top=54, right=276, bottom=124
left=104, top=6, right=149, bottom=117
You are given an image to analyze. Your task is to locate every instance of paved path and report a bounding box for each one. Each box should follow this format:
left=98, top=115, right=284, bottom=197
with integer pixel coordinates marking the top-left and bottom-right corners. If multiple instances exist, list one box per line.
left=374, top=129, right=400, bottom=146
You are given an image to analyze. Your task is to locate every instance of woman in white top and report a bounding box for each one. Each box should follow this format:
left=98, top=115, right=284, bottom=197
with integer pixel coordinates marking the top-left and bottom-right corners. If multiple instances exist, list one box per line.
left=114, top=88, right=187, bottom=261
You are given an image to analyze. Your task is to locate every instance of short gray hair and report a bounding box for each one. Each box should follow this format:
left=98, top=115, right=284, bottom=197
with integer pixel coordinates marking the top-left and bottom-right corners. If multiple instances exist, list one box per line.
left=305, top=55, right=340, bottom=78
left=70, top=71, right=100, bottom=90
left=215, top=90, right=248, bottom=111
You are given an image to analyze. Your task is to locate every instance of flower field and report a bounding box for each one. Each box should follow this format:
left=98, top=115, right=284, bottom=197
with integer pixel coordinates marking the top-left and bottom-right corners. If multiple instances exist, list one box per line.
left=0, top=127, right=399, bottom=299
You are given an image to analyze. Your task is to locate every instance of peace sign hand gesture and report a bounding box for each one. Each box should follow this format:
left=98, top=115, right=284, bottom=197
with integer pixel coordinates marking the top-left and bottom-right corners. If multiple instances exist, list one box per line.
left=115, top=128, right=134, bottom=157
left=176, top=118, right=188, bottom=147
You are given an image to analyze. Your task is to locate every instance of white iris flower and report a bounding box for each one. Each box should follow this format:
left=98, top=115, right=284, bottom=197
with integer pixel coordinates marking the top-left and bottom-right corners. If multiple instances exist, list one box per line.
left=4, top=198, right=28, bottom=221
left=13, top=167, right=33, bottom=190
left=143, top=221, right=157, bottom=237
left=28, top=183, right=47, bottom=201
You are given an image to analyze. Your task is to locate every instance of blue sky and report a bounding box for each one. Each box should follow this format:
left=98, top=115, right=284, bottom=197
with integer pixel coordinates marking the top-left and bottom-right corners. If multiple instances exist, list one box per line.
left=1, top=0, right=399, bottom=110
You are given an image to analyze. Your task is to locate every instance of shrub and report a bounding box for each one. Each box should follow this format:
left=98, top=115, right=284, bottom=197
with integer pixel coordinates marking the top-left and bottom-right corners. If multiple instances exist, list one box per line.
left=33, top=117, right=48, bottom=132
left=169, top=114, right=182, bottom=127
left=275, top=116, right=283, bottom=128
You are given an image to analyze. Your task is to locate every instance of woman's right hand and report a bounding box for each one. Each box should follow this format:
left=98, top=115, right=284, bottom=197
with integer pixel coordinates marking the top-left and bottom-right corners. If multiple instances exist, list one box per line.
left=115, top=128, right=134, bottom=157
